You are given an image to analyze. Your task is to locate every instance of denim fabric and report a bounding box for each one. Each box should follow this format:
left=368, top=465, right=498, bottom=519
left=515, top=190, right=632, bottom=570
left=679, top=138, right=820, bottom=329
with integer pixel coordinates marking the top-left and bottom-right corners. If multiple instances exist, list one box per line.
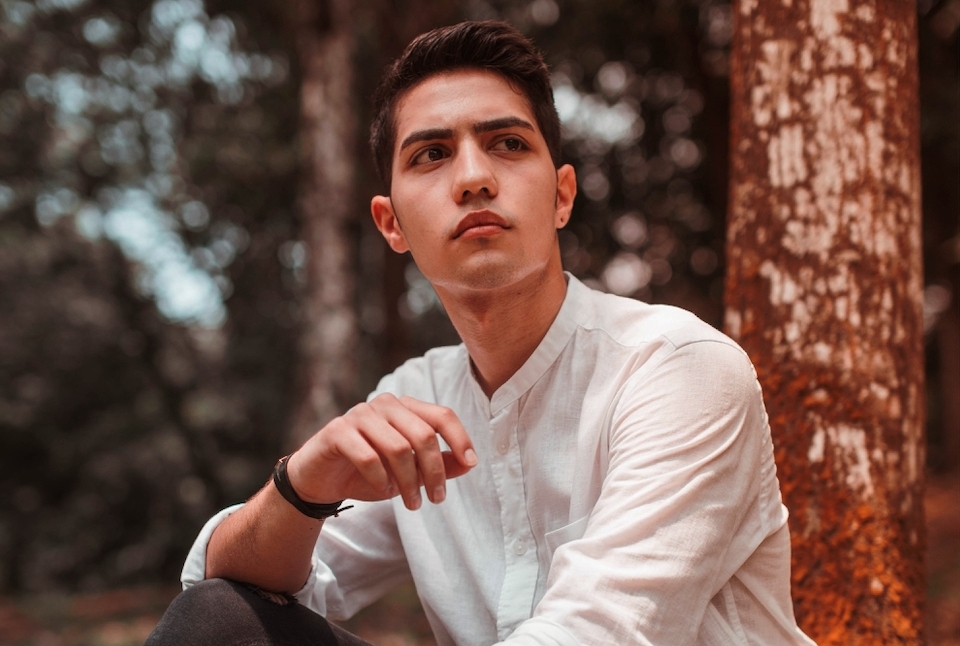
left=143, top=578, right=374, bottom=646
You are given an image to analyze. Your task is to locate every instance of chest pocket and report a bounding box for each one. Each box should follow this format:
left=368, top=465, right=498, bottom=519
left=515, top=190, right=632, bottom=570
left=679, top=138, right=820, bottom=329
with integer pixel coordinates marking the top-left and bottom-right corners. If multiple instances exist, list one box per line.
left=697, top=584, right=748, bottom=645
left=543, top=514, right=590, bottom=565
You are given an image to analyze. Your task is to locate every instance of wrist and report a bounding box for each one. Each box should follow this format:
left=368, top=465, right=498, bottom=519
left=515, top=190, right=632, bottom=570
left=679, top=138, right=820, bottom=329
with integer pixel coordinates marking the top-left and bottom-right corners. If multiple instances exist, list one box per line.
left=285, top=451, right=327, bottom=504
left=272, top=455, right=352, bottom=520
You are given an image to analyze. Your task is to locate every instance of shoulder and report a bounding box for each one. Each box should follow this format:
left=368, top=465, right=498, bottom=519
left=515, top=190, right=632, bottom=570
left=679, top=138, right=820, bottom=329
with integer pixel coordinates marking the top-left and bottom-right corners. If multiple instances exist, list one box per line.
left=557, top=277, right=757, bottom=404
left=574, top=278, right=744, bottom=357
left=605, top=312, right=769, bottom=470
left=601, top=297, right=765, bottom=448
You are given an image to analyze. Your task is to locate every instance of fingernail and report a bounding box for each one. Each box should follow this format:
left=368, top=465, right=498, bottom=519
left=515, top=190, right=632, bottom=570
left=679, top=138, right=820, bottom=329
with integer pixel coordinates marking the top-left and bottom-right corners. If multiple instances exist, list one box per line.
left=464, top=448, right=478, bottom=466
left=410, top=492, right=422, bottom=510
left=433, top=484, right=446, bottom=503
left=385, top=483, right=397, bottom=496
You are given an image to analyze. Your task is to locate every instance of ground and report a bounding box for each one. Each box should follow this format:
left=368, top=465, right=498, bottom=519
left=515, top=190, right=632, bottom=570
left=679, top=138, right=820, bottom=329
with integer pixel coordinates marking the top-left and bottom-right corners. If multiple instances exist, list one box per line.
left=1, top=471, right=957, bottom=646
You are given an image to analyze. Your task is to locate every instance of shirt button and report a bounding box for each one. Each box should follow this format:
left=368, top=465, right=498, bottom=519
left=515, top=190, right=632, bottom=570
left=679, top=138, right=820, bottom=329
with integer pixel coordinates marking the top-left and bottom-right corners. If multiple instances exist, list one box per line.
left=513, top=539, right=526, bottom=555
left=497, top=440, right=509, bottom=455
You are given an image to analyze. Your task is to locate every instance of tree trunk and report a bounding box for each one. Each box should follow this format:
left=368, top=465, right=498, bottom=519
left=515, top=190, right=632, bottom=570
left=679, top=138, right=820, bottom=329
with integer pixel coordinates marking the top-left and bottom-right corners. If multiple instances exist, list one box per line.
left=725, top=1, right=925, bottom=644
left=289, top=0, right=359, bottom=447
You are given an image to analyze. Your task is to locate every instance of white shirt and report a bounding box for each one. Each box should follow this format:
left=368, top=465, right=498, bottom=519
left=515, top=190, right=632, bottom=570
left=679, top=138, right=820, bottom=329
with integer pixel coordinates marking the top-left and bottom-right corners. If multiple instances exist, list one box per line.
left=182, top=274, right=817, bottom=646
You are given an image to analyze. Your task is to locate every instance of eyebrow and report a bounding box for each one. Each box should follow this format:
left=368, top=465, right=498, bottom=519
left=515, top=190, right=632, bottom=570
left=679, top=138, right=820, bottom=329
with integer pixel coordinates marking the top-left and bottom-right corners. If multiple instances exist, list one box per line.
left=398, top=117, right=536, bottom=152
left=475, top=116, right=535, bottom=134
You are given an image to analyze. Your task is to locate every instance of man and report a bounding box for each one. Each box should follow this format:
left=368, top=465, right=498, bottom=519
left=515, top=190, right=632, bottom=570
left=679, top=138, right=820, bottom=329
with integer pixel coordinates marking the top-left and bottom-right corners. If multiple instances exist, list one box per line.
left=146, top=20, right=816, bottom=646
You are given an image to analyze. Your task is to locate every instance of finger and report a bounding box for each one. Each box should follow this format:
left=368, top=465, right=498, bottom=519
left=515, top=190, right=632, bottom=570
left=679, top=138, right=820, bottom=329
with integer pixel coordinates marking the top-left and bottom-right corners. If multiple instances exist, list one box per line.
left=399, top=397, right=477, bottom=469
left=335, top=428, right=394, bottom=498
left=352, top=405, right=423, bottom=510
left=370, top=396, right=448, bottom=504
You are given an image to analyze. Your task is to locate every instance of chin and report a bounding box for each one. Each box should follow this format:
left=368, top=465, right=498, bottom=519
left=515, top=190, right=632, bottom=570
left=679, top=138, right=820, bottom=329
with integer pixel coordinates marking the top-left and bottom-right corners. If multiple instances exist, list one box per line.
left=455, top=261, right=548, bottom=293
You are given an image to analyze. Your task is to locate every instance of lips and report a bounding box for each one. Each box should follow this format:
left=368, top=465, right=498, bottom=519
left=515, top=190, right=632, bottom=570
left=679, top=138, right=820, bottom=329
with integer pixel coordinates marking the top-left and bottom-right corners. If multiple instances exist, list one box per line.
left=452, top=210, right=510, bottom=239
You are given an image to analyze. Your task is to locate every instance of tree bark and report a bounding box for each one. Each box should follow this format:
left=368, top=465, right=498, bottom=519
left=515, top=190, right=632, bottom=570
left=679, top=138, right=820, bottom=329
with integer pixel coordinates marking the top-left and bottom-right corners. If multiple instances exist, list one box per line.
left=725, top=1, right=925, bottom=644
left=289, top=0, right=359, bottom=447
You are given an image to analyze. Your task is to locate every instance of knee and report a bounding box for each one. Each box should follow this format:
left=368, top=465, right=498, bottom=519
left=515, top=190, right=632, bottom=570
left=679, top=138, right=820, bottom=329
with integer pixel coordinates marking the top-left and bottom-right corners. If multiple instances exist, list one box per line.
left=144, top=578, right=263, bottom=646
left=170, top=578, right=250, bottom=618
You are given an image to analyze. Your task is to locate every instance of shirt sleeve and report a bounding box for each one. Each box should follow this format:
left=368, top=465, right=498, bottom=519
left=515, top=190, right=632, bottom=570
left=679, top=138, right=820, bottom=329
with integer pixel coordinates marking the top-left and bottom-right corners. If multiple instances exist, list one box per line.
left=504, top=339, right=783, bottom=646
left=179, top=498, right=410, bottom=620
left=296, top=498, right=411, bottom=619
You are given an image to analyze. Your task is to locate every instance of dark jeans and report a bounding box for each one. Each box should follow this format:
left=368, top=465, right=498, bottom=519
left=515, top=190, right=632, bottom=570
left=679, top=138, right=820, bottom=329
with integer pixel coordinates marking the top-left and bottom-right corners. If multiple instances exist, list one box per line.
left=143, top=578, right=374, bottom=646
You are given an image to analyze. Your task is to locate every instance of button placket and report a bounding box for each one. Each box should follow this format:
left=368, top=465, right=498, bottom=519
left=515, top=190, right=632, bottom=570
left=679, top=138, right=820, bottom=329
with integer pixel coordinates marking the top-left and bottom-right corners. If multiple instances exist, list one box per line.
left=491, top=404, right=539, bottom=637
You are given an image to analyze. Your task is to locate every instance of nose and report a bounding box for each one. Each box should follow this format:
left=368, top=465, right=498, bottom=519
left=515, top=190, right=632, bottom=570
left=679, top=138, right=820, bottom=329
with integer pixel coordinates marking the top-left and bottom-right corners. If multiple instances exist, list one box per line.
left=451, top=140, right=498, bottom=203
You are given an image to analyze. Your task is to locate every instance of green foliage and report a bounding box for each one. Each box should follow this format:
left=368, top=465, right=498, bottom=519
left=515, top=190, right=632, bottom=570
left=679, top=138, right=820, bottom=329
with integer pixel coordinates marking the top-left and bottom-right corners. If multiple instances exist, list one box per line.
left=0, top=0, right=302, bottom=591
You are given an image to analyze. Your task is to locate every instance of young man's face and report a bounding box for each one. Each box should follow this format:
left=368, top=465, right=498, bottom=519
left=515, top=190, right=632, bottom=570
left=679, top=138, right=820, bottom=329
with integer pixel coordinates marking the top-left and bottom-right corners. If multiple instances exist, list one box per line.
left=371, top=69, right=576, bottom=295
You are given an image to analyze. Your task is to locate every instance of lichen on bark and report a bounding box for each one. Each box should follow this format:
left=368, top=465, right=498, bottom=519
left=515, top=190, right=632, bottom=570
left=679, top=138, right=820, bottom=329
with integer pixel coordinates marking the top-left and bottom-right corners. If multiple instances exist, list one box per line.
left=727, top=0, right=925, bottom=643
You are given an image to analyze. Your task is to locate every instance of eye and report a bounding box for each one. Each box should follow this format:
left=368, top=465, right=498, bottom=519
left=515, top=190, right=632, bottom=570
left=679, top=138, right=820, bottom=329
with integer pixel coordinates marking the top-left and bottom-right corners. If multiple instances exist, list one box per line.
left=494, top=137, right=526, bottom=152
left=411, top=146, right=447, bottom=165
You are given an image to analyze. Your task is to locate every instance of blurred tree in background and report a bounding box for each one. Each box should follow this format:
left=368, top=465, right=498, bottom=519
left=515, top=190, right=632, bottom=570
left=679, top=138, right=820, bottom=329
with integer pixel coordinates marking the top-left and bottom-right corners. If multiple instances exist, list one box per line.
left=0, top=0, right=955, bottom=617
left=286, top=0, right=361, bottom=448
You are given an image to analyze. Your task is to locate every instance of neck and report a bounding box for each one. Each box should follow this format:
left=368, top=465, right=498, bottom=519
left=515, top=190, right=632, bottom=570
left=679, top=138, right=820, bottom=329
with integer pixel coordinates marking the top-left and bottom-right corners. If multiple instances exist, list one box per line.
left=436, top=265, right=568, bottom=398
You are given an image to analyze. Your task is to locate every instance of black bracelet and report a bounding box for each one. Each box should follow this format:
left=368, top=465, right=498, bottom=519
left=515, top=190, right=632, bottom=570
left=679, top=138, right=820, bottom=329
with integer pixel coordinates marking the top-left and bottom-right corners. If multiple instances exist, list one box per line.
left=272, top=455, right=353, bottom=520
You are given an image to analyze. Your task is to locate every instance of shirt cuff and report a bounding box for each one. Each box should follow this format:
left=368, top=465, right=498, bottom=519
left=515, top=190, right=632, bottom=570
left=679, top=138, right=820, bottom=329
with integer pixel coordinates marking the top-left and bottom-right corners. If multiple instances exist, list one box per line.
left=180, top=503, right=244, bottom=589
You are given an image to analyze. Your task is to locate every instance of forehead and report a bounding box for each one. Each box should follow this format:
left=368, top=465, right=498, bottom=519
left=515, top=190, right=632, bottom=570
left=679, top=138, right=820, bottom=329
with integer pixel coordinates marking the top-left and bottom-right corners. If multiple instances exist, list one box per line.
left=393, top=69, right=538, bottom=141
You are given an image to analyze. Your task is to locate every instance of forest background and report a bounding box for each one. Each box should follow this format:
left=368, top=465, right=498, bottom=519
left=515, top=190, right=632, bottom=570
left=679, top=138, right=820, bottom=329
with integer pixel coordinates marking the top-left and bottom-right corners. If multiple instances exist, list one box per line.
left=0, top=0, right=956, bottom=644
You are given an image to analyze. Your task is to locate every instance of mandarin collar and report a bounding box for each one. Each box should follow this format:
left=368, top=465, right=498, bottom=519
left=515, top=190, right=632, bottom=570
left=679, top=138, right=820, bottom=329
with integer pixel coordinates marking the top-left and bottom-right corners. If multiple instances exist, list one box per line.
left=465, top=273, right=590, bottom=415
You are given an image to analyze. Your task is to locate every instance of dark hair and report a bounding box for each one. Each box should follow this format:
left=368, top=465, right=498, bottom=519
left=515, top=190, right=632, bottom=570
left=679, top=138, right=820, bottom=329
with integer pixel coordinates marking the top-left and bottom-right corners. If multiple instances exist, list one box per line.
left=369, top=20, right=562, bottom=188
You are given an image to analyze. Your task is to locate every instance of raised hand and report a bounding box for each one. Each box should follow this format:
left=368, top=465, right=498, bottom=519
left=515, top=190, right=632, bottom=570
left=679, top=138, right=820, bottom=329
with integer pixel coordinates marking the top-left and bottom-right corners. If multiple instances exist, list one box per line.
left=286, top=394, right=478, bottom=511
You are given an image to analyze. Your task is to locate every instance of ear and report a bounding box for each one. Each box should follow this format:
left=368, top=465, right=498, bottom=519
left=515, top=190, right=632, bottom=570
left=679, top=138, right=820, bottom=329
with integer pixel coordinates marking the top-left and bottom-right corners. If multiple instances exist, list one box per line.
left=554, top=164, right=577, bottom=229
left=371, top=195, right=410, bottom=253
